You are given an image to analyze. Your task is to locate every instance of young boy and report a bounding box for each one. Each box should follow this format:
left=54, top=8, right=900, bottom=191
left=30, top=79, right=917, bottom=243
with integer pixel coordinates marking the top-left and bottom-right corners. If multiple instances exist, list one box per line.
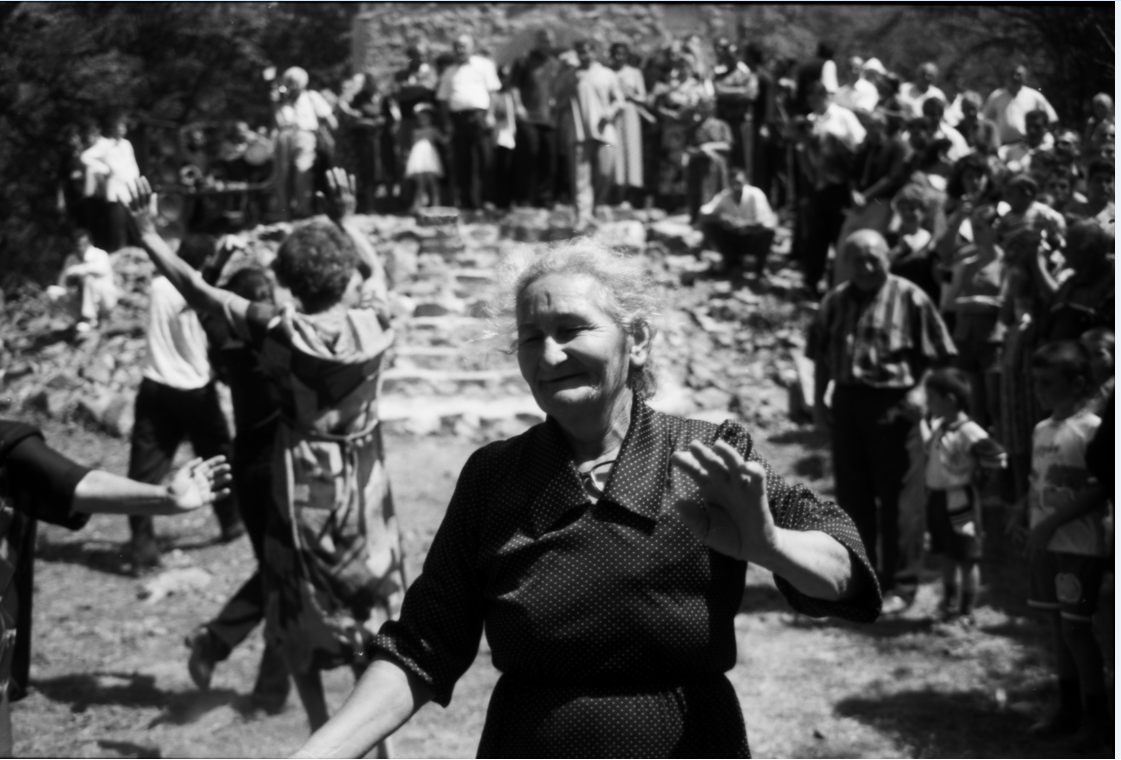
left=1022, top=340, right=1109, bottom=746
left=922, top=368, right=1007, bottom=624
left=46, top=228, right=119, bottom=333
left=1079, top=327, right=1114, bottom=415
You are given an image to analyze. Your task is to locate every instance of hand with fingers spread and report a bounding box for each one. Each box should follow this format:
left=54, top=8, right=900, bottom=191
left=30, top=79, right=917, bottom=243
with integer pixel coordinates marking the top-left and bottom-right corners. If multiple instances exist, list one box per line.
left=323, top=167, right=357, bottom=223
left=125, top=176, right=158, bottom=237
left=166, top=456, right=233, bottom=514
left=670, top=439, right=779, bottom=563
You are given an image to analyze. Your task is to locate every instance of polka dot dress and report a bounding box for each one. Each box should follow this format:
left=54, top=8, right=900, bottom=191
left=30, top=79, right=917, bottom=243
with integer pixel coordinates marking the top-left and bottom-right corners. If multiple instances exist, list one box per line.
left=373, top=402, right=881, bottom=758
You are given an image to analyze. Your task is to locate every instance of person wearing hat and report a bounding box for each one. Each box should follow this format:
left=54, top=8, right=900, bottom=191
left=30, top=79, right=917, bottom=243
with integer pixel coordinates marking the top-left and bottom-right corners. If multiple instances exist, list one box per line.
left=272, top=66, right=337, bottom=219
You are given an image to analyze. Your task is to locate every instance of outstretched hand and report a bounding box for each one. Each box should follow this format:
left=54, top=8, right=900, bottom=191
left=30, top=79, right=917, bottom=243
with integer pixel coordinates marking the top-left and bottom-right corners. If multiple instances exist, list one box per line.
left=322, top=167, right=357, bottom=223
left=670, top=439, right=779, bottom=563
left=166, top=456, right=232, bottom=514
left=124, top=177, right=158, bottom=237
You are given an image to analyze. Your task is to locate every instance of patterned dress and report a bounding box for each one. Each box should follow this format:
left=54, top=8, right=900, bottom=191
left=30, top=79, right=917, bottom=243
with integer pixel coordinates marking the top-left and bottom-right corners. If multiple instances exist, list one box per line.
left=227, top=287, right=406, bottom=674
left=373, top=401, right=881, bottom=757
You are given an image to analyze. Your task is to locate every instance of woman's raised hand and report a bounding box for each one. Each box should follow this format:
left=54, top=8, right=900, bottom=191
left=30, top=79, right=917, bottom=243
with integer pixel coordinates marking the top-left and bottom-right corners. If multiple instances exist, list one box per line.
left=124, top=177, right=158, bottom=236
left=670, top=439, right=779, bottom=563
left=166, top=456, right=232, bottom=514
left=323, top=167, right=357, bottom=223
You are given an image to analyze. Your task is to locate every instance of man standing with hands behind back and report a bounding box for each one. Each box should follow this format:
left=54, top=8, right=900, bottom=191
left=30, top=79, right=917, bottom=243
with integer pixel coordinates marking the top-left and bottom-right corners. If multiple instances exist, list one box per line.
left=810, top=230, right=957, bottom=614
left=436, top=34, right=501, bottom=210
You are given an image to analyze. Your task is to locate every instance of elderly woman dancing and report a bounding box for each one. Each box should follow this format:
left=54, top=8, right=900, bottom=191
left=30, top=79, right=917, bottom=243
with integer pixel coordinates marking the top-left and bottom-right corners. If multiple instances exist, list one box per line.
left=291, top=237, right=881, bottom=758
left=125, top=172, right=402, bottom=745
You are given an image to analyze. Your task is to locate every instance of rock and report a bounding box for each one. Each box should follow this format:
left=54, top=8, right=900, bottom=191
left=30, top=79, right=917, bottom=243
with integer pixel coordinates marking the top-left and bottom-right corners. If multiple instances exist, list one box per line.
left=594, top=220, right=647, bottom=254
left=102, top=393, right=135, bottom=438
left=138, top=567, right=213, bottom=604
left=80, top=361, right=112, bottom=386
left=693, top=386, right=735, bottom=411
left=27, top=388, right=72, bottom=418
left=648, top=219, right=704, bottom=255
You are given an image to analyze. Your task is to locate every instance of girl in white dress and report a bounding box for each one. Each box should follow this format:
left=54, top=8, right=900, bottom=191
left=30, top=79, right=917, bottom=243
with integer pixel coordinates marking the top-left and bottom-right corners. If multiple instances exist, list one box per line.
left=405, top=104, right=444, bottom=212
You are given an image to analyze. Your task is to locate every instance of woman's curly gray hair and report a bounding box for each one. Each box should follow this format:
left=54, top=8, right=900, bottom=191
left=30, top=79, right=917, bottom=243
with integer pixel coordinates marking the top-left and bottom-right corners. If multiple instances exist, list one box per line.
left=485, top=237, right=662, bottom=399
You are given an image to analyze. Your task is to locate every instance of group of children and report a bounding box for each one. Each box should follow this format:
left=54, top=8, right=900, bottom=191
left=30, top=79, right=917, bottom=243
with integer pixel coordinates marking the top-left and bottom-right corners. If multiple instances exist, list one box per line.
left=919, top=327, right=1112, bottom=747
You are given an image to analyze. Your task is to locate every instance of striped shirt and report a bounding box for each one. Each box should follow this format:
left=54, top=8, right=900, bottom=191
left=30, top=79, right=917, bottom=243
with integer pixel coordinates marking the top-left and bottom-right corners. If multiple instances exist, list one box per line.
left=810, top=275, right=956, bottom=389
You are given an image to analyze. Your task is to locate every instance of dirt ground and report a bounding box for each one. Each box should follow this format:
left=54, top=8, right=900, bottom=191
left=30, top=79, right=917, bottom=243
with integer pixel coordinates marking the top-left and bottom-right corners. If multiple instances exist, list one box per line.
left=10, top=414, right=1114, bottom=759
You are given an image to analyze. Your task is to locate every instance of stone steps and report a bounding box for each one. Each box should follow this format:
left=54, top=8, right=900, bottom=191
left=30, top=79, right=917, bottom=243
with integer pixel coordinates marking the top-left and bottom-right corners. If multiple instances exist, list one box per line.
left=390, top=345, right=516, bottom=372
left=381, top=367, right=527, bottom=397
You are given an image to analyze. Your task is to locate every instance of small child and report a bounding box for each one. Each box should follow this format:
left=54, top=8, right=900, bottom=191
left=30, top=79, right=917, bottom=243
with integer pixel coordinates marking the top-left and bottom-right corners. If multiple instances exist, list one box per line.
left=405, top=103, right=443, bottom=212
left=1020, top=340, right=1110, bottom=746
left=887, top=185, right=938, bottom=303
left=922, top=368, right=1007, bottom=624
left=46, top=227, right=119, bottom=333
left=1079, top=327, right=1114, bottom=415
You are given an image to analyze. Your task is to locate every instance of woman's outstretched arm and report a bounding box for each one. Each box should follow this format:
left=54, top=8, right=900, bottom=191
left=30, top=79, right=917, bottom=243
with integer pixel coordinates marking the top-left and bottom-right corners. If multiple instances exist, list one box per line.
left=290, top=657, right=432, bottom=759
left=124, top=178, right=244, bottom=318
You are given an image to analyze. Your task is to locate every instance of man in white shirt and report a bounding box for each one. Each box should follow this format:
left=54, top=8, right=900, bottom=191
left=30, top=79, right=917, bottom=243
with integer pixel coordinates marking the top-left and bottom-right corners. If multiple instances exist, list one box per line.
left=436, top=34, right=501, bottom=210
left=126, top=234, right=242, bottom=570
left=46, top=228, right=119, bottom=333
left=834, top=57, right=882, bottom=114
left=699, top=168, right=777, bottom=276
left=981, top=64, right=1059, bottom=146
left=273, top=66, right=336, bottom=220
left=899, top=62, right=948, bottom=120
left=80, top=113, right=140, bottom=251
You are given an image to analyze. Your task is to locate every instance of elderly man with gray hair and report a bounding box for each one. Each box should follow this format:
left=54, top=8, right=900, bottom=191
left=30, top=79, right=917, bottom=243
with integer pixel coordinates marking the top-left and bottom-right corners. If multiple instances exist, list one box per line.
left=899, top=62, right=947, bottom=119
left=272, top=66, right=337, bottom=219
left=809, top=230, right=957, bottom=614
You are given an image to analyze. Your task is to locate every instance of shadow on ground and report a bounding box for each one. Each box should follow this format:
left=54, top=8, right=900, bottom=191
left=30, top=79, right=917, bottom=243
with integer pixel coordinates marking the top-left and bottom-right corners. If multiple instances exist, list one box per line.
left=30, top=670, right=242, bottom=728
left=834, top=685, right=1108, bottom=759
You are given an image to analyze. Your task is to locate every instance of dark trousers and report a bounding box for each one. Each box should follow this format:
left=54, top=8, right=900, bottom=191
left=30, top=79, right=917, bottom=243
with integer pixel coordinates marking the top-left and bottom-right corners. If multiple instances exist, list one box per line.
left=127, top=378, right=239, bottom=543
left=513, top=121, right=557, bottom=206
left=801, top=182, right=850, bottom=292
left=701, top=221, right=776, bottom=274
left=88, top=199, right=132, bottom=253
left=449, top=109, right=491, bottom=210
left=831, top=384, right=916, bottom=594
left=206, top=434, right=273, bottom=652
left=492, top=146, right=516, bottom=209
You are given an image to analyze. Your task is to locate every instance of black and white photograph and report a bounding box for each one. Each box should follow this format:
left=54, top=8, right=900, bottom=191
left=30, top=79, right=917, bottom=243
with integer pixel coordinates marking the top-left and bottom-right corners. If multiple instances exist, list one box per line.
left=0, top=3, right=1114, bottom=757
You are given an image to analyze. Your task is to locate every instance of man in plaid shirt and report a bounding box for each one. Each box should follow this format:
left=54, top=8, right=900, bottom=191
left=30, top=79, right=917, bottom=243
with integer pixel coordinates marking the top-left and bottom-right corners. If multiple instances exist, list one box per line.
left=809, top=230, right=957, bottom=613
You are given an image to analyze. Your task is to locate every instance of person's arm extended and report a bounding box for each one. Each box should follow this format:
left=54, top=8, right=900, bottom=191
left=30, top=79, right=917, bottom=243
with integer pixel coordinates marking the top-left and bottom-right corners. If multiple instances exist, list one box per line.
left=72, top=457, right=231, bottom=516
left=291, top=657, right=432, bottom=759
left=1027, top=245, right=1061, bottom=302
left=124, top=178, right=240, bottom=318
left=1025, top=482, right=1108, bottom=556
left=671, top=440, right=860, bottom=601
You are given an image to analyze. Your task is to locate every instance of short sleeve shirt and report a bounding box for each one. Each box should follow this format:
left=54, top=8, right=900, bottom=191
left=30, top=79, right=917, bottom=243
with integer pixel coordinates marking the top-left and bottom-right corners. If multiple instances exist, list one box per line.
left=1029, top=409, right=1105, bottom=556
left=436, top=55, right=501, bottom=112
left=810, top=275, right=957, bottom=389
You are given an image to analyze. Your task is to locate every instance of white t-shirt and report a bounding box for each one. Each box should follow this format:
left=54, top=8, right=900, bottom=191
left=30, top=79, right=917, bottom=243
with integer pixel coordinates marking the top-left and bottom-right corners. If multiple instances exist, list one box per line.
left=981, top=86, right=1059, bottom=145
left=141, top=276, right=212, bottom=390
left=700, top=184, right=777, bottom=229
left=80, top=137, right=140, bottom=203
left=277, top=90, right=333, bottom=132
left=924, top=417, right=989, bottom=490
left=436, top=55, right=501, bottom=112
left=1029, top=408, right=1106, bottom=556
left=834, top=78, right=879, bottom=113
left=899, top=83, right=948, bottom=119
